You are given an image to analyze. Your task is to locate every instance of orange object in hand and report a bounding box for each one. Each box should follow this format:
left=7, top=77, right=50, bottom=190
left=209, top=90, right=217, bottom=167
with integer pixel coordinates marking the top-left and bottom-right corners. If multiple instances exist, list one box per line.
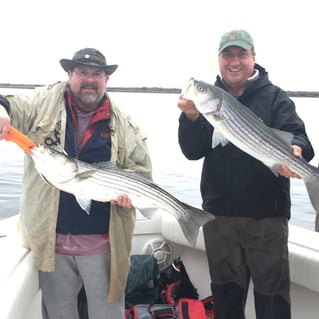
left=4, top=127, right=37, bottom=155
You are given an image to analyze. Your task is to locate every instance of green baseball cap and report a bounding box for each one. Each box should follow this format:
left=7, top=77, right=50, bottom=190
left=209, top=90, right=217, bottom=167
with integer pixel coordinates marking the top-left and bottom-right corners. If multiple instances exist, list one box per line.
left=60, top=48, right=118, bottom=75
left=219, top=30, right=254, bottom=53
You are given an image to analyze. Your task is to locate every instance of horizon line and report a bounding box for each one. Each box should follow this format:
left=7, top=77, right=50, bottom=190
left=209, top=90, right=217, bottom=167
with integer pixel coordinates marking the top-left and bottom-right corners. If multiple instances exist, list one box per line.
left=0, top=83, right=319, bottom=98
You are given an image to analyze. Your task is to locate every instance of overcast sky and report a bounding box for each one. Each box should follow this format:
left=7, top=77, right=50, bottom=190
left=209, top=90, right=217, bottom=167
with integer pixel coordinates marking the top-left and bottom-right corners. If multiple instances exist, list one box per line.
left=1, top=0, right=318, bottom=91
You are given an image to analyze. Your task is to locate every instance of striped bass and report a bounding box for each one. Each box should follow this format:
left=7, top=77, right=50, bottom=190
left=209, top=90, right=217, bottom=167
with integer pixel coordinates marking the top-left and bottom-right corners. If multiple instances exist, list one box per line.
left=30, top=145, right=215, bottom=246
left=181, top=77, right=319, bottom=217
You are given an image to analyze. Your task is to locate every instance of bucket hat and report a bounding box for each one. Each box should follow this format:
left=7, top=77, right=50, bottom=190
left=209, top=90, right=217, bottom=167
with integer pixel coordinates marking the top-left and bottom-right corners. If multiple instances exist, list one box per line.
left=60, top=48, right=118, bottom=74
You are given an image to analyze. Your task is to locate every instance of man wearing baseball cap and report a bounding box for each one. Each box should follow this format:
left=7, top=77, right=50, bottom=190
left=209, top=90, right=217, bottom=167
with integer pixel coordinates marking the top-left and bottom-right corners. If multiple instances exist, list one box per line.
left=0, top=48, right=152, bottom=318
left=177, top=30, right=314, bottom=318
left=218, top=29, right=254, bottom=53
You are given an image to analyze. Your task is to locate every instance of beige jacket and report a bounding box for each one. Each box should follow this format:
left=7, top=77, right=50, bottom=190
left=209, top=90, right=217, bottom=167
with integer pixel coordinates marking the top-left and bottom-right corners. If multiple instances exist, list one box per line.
left=5, top=81, right=152, bottom=302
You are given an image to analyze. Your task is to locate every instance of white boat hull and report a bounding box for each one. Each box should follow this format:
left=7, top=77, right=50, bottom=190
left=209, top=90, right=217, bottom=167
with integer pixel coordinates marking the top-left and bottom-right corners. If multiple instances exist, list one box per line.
left=1, top=212, right=319, bottom=319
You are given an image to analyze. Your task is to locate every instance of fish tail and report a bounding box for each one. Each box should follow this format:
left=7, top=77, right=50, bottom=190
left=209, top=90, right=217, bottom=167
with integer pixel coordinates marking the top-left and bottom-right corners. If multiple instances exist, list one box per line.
left=4, top=127, right=37, bottom=154
left=304, top=168, right=319, bottom=220
left=178, top=203, right=215, bottom=247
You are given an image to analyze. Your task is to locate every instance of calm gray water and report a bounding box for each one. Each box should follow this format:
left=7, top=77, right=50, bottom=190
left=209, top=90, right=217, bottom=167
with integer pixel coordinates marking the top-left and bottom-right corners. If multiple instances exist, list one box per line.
left=0, top=91, right=317, bottom=231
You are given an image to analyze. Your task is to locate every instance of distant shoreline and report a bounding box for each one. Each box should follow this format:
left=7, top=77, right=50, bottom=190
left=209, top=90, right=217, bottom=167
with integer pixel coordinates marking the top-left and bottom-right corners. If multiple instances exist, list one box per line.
left=0, top=83, right=319, bottom=98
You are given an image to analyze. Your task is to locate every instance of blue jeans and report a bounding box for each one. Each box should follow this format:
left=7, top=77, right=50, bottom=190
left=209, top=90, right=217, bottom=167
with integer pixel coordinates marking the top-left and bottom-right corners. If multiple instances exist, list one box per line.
left=39, top=253, right=124, bottom=319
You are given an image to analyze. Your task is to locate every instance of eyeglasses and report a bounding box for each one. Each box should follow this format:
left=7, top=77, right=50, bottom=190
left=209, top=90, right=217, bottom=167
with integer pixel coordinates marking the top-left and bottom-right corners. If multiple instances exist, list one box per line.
left=72, top=69, right=106, bottom=81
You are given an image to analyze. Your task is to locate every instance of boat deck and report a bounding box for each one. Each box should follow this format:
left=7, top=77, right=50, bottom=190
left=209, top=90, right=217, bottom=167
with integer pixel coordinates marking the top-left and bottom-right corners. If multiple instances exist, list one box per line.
left=1, top=213, right=319, bottom=319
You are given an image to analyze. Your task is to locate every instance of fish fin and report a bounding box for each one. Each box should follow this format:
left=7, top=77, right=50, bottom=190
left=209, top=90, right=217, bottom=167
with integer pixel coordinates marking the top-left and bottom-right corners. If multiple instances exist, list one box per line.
left=178, top=203, right=215, bottom=247
left=75, top=196, right=92, bottom=215
left=38, top=169, right=92, bottom=215
left=55, top=144, right=69, bottom=155
left=137, top=207, right=159, bottom=219
left=262, top=163, right=280, bottom=177
left=94, top=161, right=118, bottom=170
left=39, top=174, right=92, bottom=215
left=75, top=170, right=96, bottom=180
left=263, top=128, right=293, bottom=176
left=34, top=172, right=93, bottom=213
left=212, top=129, right=229, bottom=148
left=123, top=172, right=154, bottom=185
left=271, top=128, right=294, bottom=146
left=304, top=165, right=319, bottom=217
left=96, top=161, right=153, bottom=183
left=262, top=128, right=295, bottom=177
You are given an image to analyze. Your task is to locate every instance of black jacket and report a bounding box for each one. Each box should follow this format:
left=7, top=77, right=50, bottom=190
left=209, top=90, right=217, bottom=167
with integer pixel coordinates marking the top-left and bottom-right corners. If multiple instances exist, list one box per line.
left=178, top=64, right=314, bottom=219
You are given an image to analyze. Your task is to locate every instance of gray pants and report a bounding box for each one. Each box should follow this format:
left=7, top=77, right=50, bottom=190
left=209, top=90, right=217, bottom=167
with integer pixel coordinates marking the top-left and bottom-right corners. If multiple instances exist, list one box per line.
left=39, top=253, right=124, bottom=319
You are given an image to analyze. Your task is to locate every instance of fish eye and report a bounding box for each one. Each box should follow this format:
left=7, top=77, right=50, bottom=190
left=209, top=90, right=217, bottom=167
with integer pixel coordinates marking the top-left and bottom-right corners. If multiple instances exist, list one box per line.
left=198, top=85, right=204, bottom=92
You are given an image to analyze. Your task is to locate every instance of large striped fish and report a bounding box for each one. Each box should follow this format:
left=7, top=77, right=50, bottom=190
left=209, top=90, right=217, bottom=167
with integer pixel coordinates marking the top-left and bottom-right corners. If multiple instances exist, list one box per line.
left=181, top=77, right=319, bottom=217
left=29, top=145, right=214, bottom=246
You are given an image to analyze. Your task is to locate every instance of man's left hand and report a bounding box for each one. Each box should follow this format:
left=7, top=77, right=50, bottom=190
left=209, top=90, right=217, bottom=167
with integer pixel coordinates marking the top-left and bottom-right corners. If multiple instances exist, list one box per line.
left=111, top=195, right=133, bottom=208
left=277, top=145, right=302, bottom=179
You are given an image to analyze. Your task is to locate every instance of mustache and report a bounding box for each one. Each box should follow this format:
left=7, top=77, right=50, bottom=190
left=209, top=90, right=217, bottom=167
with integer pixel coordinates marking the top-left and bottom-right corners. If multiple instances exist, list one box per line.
left=80, top=82, right=98, bottom=90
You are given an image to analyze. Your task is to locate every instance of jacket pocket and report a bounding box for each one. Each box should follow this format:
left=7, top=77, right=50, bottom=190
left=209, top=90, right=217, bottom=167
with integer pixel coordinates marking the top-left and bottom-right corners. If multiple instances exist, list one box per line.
left=30, top=118, right=61, bottom=146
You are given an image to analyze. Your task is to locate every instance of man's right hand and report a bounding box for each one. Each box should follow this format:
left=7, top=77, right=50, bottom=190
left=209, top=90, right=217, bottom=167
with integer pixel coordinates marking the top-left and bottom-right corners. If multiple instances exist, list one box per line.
left=177, top=97, right=200, bottom=121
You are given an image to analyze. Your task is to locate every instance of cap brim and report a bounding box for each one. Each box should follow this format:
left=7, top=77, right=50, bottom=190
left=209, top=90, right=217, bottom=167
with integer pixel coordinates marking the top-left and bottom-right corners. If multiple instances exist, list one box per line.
left=59, top=59, right=118, bottom=75
left=219, top=41, right=252, bottom=53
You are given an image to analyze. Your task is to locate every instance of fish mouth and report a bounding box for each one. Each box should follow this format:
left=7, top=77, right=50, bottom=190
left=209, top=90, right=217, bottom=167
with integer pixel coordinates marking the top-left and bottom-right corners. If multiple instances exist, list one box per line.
left=30, top=145, right=46, bottom=158
left=180, top=78, right=195, bottom=99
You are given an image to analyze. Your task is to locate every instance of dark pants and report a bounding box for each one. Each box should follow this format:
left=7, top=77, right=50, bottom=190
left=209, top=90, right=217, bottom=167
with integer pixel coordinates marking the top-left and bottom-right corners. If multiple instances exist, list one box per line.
left=212, top=282, right=291, bottom=319
left=204, top=216, right=291, bottom=319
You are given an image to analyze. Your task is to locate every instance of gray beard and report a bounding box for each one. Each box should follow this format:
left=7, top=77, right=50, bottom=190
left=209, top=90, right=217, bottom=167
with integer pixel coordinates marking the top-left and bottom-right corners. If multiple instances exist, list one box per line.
left=76, top=92, right=103, bottom=110
left=79, top=93, right=99, bottom=105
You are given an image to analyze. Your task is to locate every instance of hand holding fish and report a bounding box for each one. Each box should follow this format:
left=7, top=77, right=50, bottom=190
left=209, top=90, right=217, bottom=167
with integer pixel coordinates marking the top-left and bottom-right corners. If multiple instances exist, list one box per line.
left=278, top=145, right=302, bottom=179
left=182, top=78, right=319, bottom=220
left=111, top=194, right=133, bottom=209
left=177, top=97, right=200, bottom=121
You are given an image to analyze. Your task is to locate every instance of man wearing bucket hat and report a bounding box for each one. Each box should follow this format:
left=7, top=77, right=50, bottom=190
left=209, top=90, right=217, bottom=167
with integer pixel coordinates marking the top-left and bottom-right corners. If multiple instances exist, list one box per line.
left=0, top=48, right=152, bottom=318
left=177, top=30, right=314, bottom=318
left=60, top=48, right=118, bottom=74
